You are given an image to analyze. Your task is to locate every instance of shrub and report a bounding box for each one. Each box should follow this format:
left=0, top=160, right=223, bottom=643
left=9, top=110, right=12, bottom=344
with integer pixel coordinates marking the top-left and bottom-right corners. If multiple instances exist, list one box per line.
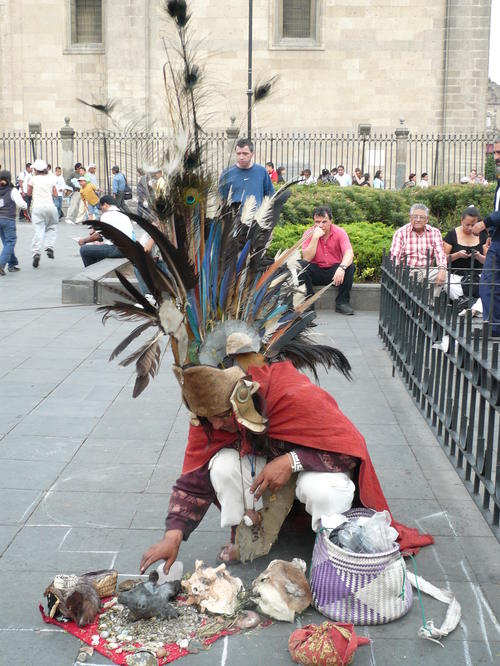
left=268, top=221, right=394, bottom=282
left=281, top=183, right=496, bottom=235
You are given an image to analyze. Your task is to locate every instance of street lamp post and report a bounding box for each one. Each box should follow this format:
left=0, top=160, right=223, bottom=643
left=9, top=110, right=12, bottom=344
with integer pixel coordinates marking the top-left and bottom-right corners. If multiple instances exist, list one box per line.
left=247, top=0, right=253, bottom=140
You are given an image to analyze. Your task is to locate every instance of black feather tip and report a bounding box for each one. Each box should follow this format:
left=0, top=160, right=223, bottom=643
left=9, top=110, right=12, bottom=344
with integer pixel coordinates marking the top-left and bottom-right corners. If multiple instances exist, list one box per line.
left=253, top=75, right=279, bottom=103
left=166, top=0, right=189, bottom=27
left=184, top=65, right=200, bottom=89
left=77, top=98, right=117, bottom=116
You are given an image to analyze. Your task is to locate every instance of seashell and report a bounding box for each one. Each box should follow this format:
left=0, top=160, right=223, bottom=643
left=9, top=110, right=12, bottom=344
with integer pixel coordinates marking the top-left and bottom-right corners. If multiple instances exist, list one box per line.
left=108, top=642, right=119, bottom=649
left=236, top=610, right=261, bottom=629
left=91, top=634, right=100, bottom=646
left=156, top=647, right=168, bottom=658
left=181, top=560, right=243, bottom=616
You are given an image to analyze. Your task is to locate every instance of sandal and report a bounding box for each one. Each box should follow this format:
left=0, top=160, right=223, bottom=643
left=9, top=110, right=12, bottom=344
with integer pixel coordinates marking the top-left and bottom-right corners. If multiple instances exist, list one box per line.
left=217, top=543, right=240, bottom=564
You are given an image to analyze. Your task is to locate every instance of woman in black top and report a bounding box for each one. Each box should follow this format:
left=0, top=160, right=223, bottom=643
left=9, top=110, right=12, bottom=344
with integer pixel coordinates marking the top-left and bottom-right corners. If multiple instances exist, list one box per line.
left=443, top=206, right=487, bottom=299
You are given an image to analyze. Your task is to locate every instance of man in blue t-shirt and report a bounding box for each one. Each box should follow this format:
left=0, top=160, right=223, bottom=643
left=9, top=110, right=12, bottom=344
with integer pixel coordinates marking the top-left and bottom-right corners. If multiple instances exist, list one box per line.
left=219, top=139, right=274, bottom=206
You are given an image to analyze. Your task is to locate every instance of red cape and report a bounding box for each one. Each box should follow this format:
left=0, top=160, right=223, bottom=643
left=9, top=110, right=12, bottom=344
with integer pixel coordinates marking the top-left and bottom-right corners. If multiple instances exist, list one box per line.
left=182, top=361, right=433, bottom=554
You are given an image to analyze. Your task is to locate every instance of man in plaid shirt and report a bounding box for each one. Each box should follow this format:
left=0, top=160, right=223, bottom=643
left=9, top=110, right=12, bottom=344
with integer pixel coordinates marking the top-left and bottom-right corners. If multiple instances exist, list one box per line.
left=390, top=203, right=447, bottom=293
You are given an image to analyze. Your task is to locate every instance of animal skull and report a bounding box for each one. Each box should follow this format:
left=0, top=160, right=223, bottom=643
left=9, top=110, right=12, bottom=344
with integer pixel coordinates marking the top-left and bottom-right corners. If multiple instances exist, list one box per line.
left=252, top=558, right=312, bottom=622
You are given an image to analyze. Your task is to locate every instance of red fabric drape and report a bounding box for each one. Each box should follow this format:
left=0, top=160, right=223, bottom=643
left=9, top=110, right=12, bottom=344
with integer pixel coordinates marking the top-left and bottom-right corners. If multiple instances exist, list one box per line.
left=182, top=361, right=433, bottom=553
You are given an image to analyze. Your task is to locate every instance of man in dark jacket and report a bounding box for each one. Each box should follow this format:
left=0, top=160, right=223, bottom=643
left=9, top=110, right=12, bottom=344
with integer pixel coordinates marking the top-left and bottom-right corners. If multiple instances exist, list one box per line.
left=474, top=136, right=500, bottom=336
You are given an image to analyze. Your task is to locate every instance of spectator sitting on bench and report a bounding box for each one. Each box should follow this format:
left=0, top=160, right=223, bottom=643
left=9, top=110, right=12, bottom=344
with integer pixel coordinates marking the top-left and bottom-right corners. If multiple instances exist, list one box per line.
left=78, top=195, right=135, bottom=267
left=299, top=205, right=355, bottom=315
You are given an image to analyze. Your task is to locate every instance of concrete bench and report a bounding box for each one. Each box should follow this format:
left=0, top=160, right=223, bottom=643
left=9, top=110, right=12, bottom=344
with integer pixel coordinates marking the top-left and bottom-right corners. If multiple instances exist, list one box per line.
left=61, top=258, right=138, bottom=305
left=62, top=259, right=381, bottom=310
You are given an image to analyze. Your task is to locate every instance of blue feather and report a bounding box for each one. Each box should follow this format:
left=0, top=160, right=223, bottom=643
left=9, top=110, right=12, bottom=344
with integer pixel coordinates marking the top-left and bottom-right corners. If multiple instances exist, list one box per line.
left=236, top=239, right=251, bottom=273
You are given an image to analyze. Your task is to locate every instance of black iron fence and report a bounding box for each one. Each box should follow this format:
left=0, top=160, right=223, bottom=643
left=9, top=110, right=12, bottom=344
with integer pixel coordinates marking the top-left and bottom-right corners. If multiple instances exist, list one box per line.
left=0, top=128, right=496, bottom=192
left=378, top=256, right=500, bottom=538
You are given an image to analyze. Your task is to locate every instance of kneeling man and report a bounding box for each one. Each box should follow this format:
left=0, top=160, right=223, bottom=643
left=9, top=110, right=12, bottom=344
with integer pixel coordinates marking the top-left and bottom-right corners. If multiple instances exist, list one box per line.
left=140, top=342, right=432, bottom=574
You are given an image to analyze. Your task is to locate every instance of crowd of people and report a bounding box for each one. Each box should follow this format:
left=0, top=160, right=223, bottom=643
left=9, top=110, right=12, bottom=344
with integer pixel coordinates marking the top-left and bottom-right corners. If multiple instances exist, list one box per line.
left=1, top=138, right=499, bottom=338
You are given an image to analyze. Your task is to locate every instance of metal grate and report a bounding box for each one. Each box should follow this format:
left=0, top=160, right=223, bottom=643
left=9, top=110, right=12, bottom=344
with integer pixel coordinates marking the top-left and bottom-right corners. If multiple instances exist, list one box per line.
left=74, top=0, right=102, bottom=44
left=379, top=255, right=500, bottom=539
left=283, top=0, right=313, bottom=39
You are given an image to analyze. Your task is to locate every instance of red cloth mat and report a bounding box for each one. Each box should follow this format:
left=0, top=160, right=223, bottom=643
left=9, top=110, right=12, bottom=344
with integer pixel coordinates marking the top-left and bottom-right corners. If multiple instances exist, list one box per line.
left=39, top=603, right=240, bottom=664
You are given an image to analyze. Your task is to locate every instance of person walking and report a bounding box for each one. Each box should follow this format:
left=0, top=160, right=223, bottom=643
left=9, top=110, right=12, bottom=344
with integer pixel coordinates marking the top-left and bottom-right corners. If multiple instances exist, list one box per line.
left=27, top=159, right=58, bottom=268
left=0, top=170, right=27, bottom=275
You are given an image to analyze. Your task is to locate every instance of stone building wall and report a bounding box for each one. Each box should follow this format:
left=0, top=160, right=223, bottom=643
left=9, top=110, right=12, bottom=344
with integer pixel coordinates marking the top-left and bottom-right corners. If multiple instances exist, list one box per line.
left=0, top=0, right=492, bottom=134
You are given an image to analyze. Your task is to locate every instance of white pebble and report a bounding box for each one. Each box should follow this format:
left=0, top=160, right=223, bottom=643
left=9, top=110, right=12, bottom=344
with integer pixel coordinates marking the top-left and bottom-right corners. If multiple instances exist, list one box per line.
left=177, top=638, right=189, bottom=649
left=100, top=631, right=110, bottom=639
left=91, top=635, right=99, bottom=646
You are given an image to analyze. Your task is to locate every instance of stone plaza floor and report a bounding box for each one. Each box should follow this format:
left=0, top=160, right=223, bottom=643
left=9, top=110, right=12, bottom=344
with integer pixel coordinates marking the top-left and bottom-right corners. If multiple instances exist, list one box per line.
left=1, top=221, right=500, bottom=665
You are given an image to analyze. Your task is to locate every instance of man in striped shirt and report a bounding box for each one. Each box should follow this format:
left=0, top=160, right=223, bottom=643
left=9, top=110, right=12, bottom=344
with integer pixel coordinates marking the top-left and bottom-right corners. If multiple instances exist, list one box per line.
left=390, top=203, right=447, bottom=293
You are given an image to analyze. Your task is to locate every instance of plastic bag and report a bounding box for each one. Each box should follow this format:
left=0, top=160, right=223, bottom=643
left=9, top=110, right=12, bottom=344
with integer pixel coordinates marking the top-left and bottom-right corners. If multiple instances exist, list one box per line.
left=337, top=510, right=398, bottom=553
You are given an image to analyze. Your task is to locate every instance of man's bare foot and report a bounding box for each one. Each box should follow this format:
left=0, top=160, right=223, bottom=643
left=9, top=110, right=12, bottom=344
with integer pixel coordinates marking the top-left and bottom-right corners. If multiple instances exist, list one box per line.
left=217, top=543, right=240, bottom=563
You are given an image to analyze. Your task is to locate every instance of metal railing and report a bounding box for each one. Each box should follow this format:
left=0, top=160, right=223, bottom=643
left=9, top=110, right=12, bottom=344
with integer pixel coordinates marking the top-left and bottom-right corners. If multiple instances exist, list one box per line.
left=378, top=256, right=500, bottom=538
left=0, top=128, right=496, bottom=192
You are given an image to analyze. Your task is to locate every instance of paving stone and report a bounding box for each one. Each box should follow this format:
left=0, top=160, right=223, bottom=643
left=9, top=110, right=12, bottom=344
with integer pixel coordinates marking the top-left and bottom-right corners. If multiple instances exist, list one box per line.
left=72, top=437, right=164, bottom=464
left=27, top=490, right=142, bottom=528
left=0, top=526, right=19, bottom=555
left=437, top=499, right=495, bottom=537
left=0, top=525, right=116, bottom=573
left=130, top=492, right=172, bottom=529
left=52, top=461, right=155, bottom=493
left=0, top=488, right=43, bottom=524
left=457, top=536, right=500, bottom=583
left=31, top=398, right=108, bottom=418
left=376, top=467, right=435, bottom=500
left=0, top=459, right=66, bottom=490
left=0, top=435, right=83, bottom=462
left=12, top=414, right=100, bottom=438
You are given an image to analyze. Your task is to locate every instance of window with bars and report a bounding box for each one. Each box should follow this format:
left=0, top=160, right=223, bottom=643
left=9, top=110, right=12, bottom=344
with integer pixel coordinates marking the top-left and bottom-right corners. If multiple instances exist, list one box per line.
left=71, top=0, right=102, bottom=44
left=272, top=0, right=321, bottom=48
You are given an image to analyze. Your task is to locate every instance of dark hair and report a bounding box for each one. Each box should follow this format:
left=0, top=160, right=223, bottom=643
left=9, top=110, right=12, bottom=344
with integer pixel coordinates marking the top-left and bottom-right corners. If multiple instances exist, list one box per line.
left=330, top=167, right=338, bottom=174
left=354, top=167, right=361, bottom=174
left=26, top=162, right=32, bottom=168
left=112, top=165, right=120, bottom=173
left=337, top=164, right=345, bottom=170
left=461, top=206, right=480, bottom=220
left=409, top=173, right=416, bottom=180
left=363, top=173, right=370, bottom=180
left=321, top=168, right=330, bottom=176
left=277, top=166, right=285, bottom=172
left=265, top=161, right=274, bottom=169
left=303, top=168, right=311, bottom=176
left=74, top=162, right=82, bottom=170
left=236, top=138, right=254, bottom=152
left=421, top=172, right=428, bottom=178
left=0, top=170, right=12, bottom=185
left=374, top=170, right=382, bottom=180
left=313, top=205, right=332, bottom=219
left=99, top=195, right=117, bottom=206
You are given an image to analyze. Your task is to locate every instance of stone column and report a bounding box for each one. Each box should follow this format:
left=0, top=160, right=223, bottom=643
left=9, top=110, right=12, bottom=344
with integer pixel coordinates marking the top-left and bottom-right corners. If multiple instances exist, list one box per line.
left=395, top=119, right=409, bottom=190
left=225, top=116, right=239, bottom=167
left=59, top=117, right=75, bottom=181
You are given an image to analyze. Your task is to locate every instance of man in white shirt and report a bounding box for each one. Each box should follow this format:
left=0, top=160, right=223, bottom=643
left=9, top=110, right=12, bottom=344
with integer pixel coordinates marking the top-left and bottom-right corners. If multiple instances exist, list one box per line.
left=53, top=166, right=66, bottom=219
left=87, top=163, right=99, bottom=187
left=17, top=162, right=32, bottom=220
left=78, top=195, right=135, bottom=266
left=334, top=165, right=352, bottom=187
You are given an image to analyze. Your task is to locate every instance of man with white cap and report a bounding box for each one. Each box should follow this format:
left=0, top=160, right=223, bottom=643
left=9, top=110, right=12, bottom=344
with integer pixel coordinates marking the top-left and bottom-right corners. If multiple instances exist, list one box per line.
left=27, top=159, right=58, bottom=267
left=87, top=164, right=98, bottom=188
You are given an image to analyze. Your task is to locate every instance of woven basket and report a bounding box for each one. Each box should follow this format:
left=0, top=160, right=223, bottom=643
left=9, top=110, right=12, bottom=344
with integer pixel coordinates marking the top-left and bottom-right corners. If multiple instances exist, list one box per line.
left=81, top=569, right=118, bottom=598
left=309, top=508, right=413, bottom=625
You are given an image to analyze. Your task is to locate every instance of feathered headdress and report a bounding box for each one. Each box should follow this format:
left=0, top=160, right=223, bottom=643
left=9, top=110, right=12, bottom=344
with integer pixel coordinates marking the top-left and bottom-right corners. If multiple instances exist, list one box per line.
left=86, top=0, right=351, bottom=402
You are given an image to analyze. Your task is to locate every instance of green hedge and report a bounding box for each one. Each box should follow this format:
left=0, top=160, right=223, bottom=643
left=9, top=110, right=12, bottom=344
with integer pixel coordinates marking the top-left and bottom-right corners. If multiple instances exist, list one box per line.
left=281, top=183, right=496, bottom=234
left=269, top=221, right=395, bottom=282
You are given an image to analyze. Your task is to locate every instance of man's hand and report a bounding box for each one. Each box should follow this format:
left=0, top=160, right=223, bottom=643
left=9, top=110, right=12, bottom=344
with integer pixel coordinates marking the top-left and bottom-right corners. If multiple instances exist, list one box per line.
left=78, top=238, right=86, bottom=246
left=250, top=455, right=293, bottom=501
left=472, top=221, right=485, bottom=236
left=436, top=268, right=447, bottom=285
left=332, top=267, right=345, bottom=286
left=139, top=529, right=183, bottom=575
left=312, top=226, right=325, bottom=240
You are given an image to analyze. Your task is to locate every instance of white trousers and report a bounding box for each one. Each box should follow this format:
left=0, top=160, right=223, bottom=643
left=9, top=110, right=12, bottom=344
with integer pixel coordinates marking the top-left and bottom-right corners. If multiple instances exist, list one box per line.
left=31, top=205, right=58, bottom=255
left=209, top=448, right=355, bottom=533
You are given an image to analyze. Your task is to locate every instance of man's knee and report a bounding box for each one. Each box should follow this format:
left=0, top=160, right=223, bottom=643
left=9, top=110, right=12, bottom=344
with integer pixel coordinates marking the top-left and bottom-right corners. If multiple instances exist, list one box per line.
left=296, top=471, right=355, bottom=505
left=209, top=448, right=240, bottom=485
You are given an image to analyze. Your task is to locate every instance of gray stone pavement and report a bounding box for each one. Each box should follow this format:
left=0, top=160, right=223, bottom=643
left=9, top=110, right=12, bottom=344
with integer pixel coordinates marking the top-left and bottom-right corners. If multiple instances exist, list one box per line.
left=1, top=222, right=500, bottom=665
